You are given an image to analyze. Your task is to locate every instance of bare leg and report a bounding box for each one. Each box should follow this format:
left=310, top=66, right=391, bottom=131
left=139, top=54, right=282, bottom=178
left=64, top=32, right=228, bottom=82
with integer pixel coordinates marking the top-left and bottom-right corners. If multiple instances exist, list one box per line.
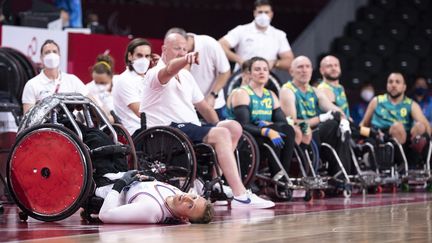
left=204, top=127, right=246, bottom=197
left=216, top=120, right=242, bottom=151
left=389, top=122, right=407, bottom=144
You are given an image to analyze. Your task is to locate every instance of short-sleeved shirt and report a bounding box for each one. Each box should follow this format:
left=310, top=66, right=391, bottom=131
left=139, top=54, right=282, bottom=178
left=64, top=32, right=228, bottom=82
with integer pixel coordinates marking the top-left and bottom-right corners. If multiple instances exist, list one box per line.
left=223, top=22, right=291, bottom=70
left=112, top=69, right=144, bottom=135
left=371, top=94, right=413, bottom=132
left=139, top=60, right=205, bottom=128
left=22, top=70, right=88, bottom=105
left=282, top=81, right=320, bottom=120
left=317, top=81, right=350, bottom=117
left=189, top=34, right=231, bottom=109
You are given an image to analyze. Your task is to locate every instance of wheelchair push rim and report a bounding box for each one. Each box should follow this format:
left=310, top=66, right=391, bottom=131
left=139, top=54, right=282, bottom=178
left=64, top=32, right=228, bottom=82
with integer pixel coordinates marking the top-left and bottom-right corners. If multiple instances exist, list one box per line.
left=7, top=124, right=93, bottom=222
left=133, top=126, right=197, bottom=192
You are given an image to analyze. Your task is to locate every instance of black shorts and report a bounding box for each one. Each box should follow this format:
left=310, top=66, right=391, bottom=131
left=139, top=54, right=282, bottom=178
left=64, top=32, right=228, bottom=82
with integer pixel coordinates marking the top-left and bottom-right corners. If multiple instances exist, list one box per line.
left=170, top=122, right=214, bottom=143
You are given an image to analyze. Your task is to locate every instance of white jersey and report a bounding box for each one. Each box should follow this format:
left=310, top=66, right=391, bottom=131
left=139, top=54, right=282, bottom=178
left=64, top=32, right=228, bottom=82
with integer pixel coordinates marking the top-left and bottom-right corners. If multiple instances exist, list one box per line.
left=98, top=181, right=183, bottom=224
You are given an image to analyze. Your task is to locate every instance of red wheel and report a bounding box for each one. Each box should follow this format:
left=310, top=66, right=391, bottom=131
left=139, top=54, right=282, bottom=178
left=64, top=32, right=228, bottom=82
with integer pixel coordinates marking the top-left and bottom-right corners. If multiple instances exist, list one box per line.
left=7, top=124, right=93, bottom=222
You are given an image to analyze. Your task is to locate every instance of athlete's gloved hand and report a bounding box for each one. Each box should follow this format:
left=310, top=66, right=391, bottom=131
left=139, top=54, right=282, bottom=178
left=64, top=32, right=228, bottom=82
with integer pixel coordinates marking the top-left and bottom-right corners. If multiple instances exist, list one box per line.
left=339, top=119, right=351, bottom=142
left=113, top=170, right=139, bottom=192
left=319, top=110, right=334, bottom=123
left=255, top=120, right=272, bottom=128
left=261, top=128, right=286, bottom=148
left=340, top=119, right=351, bottom=135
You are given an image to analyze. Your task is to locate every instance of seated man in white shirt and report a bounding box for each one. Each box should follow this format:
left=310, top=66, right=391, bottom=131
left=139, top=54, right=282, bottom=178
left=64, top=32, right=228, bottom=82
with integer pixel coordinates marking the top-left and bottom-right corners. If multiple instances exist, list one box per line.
left=22, top=39, right=89, bottom=114
left=139, top=32, right=275, bottom=209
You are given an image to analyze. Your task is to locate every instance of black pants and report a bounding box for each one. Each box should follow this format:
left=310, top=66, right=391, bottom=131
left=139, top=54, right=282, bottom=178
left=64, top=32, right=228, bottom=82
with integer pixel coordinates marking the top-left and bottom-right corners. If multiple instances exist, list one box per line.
left=314, top=120, right=352, bottom=177
left=254, top=123, right=296, bottom=177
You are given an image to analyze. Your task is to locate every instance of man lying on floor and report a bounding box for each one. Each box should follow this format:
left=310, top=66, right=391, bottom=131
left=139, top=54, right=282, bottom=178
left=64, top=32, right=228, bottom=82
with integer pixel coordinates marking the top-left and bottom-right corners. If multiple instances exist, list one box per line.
left=96, top=170, right=214, bottom=224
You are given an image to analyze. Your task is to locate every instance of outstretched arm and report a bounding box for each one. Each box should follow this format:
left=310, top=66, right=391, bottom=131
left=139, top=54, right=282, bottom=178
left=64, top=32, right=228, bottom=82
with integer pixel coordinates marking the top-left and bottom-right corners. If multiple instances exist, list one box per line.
left=158, top=52, right=199, bottom=85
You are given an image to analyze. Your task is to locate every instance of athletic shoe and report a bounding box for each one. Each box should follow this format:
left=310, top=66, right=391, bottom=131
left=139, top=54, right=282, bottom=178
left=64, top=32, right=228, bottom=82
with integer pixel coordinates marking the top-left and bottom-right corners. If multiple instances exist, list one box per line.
left=231, top=190, right=275, bottom=209
left=213, top=183, right=233, bottom=198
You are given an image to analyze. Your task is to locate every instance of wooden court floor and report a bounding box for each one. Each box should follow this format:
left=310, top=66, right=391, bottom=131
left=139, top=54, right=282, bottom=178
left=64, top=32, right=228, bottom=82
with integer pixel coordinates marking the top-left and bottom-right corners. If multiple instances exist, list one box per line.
left=1, top=191, right=432, bottom=242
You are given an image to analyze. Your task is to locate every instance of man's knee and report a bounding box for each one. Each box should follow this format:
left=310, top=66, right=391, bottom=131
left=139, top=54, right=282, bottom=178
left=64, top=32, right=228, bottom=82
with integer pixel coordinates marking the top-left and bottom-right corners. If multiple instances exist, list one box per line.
left=207, top=127, right=232, bottom=145
left=217, top=120, right=242, bottom=138
left=389, top=122, right=407, bottom=144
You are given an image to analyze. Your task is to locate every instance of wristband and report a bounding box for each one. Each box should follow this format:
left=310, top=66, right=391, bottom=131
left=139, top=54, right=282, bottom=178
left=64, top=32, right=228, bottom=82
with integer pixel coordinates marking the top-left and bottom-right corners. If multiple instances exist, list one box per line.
left=210, top=91, right=219, bottom=98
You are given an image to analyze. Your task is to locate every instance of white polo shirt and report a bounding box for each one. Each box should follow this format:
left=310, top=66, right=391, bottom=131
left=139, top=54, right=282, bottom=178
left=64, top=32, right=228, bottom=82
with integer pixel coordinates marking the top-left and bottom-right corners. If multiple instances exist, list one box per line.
left=223, top=21, right=291, bottom=70
left=189, top=34, right=231, bottom=109
left=112, top=69, right=144, bottom=135
left=22, top=69, right=88, bottom=105
left=139, top=60, right=204, bottom=128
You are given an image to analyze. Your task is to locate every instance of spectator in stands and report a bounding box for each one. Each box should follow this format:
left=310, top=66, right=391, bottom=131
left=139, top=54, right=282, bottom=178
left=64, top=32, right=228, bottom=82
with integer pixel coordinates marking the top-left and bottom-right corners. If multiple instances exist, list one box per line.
left=229, top=56, right=296, bottom=179
left=139, top=32, right=275, bottom=209
left=279, top=56, right=352, bottom=176
left=22, top=39, right=89, bottom=114
left=351, top=83, right=375, bottom=126
left=165, top=28, right=231, bottom=120
left=55, top=0, right=82, bottom=28
left=86, top=54, right=116, bottom=122
left=112, top=38, right=159, bottom=136
left=86, top=11, right=106, bottom=34
left=219, top=0, right=294, bottom=72
left=410, top=76, right=432, bottom=126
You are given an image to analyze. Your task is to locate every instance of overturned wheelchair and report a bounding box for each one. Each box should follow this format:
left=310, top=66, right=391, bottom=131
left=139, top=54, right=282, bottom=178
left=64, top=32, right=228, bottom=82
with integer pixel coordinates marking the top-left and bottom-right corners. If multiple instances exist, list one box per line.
left=6, top=93, right=137, bottom=222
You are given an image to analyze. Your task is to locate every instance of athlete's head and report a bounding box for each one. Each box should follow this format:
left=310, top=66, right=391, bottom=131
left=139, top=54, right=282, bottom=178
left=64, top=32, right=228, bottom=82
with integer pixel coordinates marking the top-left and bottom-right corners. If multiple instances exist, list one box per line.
left=386, top=72, right=406, bottom=99
left=290, top=56, right=313, bottom=86
left=249, top=56, right=270, bottom=86
left=320, top=55, right=341, bottom=81
left=166, top=193, right=214, bottom=224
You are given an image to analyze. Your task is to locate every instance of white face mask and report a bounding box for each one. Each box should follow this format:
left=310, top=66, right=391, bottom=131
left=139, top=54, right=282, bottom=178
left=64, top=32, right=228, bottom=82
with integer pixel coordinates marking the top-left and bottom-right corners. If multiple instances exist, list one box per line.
left=43, top=53, right=60, bottom=69
left=132, top=57, right=150, bottom=74
left=255, top=13, right=271, bottom=28
left=361, top=89, right=374, bottom=102
left=95, top=83, right=110, bottom=93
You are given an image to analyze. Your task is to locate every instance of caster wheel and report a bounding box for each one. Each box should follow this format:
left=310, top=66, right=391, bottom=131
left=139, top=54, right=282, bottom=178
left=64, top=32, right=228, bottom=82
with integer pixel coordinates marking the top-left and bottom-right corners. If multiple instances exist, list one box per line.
left=19, top=211, right=28, bottom=221
left=376, top=185, right=383, bottom=193
left=401, top=183, right=410, bottom=192
left=343, top=189, right=352, bottom=198
left=303, top=190, right=312, bottom=201
left=392, top=184, right=398, bottom=193
left=314, top=190, right=326, bottom=199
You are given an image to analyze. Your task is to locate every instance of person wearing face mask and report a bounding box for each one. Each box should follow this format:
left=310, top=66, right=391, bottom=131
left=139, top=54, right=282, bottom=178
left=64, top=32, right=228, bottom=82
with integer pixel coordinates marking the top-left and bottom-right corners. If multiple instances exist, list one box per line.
left=86, top=54, right=117, bottom=122
left=112, top=38, right=158, bottom=136
left=351, top=83, right=375, bottom=126
left=410, top=76, right=432, bottom=126
left=22, top=39, right=89, bottom=114
left=219, top=0, right=294, bottom=72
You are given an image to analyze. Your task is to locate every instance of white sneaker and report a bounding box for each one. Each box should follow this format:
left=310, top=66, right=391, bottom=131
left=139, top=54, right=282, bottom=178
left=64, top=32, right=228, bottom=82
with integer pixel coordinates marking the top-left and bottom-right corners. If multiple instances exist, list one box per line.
left=213, top=183, right=233, bottom=198
left=189, top=179, right=204, bottom=196
left=231, top=190, right=275, bottom=209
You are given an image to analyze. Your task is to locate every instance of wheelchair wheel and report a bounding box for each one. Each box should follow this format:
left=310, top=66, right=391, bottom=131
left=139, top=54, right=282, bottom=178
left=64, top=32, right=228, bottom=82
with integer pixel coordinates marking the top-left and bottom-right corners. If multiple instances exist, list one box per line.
left=7, top=124, right=93, bottom=222
left=133, top=126, right=197, bottom=192
left=236, top=131, right=260, bottom=186
left=224, top=69, right=282, bottom=99
left=104, top=123, right=138, bottom=170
